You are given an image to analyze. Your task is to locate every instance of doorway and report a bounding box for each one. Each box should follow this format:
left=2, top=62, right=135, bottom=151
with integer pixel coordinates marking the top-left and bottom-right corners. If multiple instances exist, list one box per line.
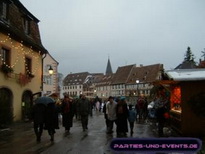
left=0, top=88, right=13, bottom=128
left=22, top=90, right=33, bottom=121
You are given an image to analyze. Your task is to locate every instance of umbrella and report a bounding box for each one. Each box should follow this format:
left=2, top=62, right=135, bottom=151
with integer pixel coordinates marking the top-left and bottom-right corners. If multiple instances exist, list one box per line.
left=34, top=96, right=55, bottom=105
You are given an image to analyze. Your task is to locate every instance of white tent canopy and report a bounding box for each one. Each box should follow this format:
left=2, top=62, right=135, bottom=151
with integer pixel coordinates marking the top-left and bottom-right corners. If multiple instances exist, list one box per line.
left=166, top=69, right=205, bottom=81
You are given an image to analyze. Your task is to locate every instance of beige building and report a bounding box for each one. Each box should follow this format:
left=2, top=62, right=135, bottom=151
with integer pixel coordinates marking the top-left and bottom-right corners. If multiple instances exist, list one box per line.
left=43, top=53, right=59, bottom=96
left=0, top=0, right=47, bottom=124
left=95, top=74, right=113, bottom=100
left=63, top=72, right=89, bottom=97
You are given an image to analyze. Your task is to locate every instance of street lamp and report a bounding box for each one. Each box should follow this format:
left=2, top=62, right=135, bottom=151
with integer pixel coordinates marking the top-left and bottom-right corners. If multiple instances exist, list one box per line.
left=136, top=79, right=139, bottom=96
left=48, top=65, right=54, bottom=75
left=94, top=89, right=96, bottom=97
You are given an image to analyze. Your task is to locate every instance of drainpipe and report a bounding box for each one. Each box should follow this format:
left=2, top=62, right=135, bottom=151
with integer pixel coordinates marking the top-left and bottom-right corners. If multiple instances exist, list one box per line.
left=41, top=53, right=47, bottom=96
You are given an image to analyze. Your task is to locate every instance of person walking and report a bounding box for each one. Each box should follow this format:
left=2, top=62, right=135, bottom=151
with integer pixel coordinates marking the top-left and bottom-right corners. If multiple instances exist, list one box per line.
left=116, top=97, right=129, bottom=137
left=44, top=103, right=59, bottom=141
left=61, top=95, right=75, bottom=133
left=31, top=103, right=46, bottom=142
left=106, top=96, right=117, bottom=134
left=155, top=95, right=169, bottom=137
left=135, top=96, right=145, bottom=123
left=78, top=94, right=91, bottom=131
left=143, top=97, right=148, bottom=122
left=128, top=105, right=137, bottom=136
left=103, top=99, right=109, bottom=131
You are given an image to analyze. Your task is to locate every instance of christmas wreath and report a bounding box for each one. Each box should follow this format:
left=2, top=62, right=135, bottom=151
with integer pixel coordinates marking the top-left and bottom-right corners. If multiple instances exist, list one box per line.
left=187, top=92, right=205, bottom=118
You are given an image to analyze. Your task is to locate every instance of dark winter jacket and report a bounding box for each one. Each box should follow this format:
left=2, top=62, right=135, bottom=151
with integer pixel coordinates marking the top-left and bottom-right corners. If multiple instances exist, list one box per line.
left=78, top=98, right=91, bottom=116
left=61, top=100, right=74, bottom=128
left=31, top=103, right=46, bottom=124
left=44, top=103, right=59, bottom=130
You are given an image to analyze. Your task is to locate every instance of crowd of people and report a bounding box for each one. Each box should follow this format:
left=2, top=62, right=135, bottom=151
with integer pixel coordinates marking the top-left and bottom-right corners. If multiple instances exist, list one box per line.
left=31, top=94, right=92, bottom=142
left=103, top=96, right=145, bottom=137
left=31, top=92, right=170, bottom=142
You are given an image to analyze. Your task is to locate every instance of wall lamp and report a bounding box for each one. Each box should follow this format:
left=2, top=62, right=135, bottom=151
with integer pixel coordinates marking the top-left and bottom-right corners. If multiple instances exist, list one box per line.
left=48, top=65, right=54, bottom=75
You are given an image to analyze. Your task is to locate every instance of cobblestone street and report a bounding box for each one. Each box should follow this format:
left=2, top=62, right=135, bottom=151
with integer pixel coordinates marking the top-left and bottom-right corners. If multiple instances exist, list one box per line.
left=0, top=111, right=159, bottom=154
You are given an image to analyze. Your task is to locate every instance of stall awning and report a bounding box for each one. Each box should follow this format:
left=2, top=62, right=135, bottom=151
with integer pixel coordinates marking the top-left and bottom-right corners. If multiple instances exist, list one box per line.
left=165, top=69, right=205, bottom=81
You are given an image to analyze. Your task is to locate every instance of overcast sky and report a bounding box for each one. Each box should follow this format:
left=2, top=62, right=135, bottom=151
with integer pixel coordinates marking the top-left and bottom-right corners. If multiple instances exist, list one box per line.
left=20, top=0, right=205, bottom=76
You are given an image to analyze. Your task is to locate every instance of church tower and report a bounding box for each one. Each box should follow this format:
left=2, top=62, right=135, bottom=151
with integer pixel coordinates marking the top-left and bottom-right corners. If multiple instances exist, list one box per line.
left=105, top=57, right=113, bottom=75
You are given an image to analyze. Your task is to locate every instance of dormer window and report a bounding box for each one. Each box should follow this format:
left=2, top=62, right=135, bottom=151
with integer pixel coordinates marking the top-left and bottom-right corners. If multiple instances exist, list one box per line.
left=143, top=76, right=147, bottom=80
left=0, top=1, right=9, bottom=21
left=23, top=17, right=30, bottom=35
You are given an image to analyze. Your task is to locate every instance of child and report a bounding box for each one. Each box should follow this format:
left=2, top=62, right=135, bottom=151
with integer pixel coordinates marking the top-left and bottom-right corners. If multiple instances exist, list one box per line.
left=128, top=105, right=137, bottom=136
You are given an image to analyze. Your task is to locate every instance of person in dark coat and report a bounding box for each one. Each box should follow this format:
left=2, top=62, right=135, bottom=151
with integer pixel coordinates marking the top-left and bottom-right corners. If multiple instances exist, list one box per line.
left=31, top=103, right=46, bottom=142
left=135, top=96, right=145, bottom=123
left=78, top=94, right=91, bottom=131
left=116, top=97, right=129, bottom=137
left=103, top=100, right=109, bottom=131
left=155, top=105, right=166, bottom=137
left=44, top=103, right=59, bottom=141
left=154, top=94, right=169, bottom=137
left=61, top=95, right=75, bottom=133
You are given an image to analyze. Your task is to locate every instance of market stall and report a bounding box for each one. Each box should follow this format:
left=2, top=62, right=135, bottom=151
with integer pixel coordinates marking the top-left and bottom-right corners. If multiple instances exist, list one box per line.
left=155, top=69, right=205, bottom=137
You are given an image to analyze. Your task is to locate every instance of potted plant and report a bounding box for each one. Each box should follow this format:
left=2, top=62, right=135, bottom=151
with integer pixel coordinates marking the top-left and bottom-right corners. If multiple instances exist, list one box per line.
left=1, top=64, right=13, bottom=74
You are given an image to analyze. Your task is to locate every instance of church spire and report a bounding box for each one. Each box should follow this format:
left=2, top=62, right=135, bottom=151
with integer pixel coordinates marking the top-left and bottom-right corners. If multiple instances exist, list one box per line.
left=105, top=56, right=113, bottom=75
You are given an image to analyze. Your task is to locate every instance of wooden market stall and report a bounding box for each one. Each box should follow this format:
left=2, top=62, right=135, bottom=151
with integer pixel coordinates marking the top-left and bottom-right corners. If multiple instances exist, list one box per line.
left=156, top=69, right=205, bottom=138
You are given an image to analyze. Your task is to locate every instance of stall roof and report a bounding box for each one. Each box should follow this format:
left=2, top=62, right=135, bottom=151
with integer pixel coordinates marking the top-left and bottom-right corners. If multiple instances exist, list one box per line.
left=166, top=69, right=205, bottom=81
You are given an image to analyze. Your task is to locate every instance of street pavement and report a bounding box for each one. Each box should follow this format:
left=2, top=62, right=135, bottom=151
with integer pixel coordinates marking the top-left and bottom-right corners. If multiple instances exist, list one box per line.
left=0, top=111, right=177, bottom=154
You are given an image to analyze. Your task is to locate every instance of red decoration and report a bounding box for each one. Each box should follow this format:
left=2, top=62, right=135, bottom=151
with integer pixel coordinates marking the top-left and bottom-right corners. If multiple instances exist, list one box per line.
left=18, top=73, right=31, bottom=86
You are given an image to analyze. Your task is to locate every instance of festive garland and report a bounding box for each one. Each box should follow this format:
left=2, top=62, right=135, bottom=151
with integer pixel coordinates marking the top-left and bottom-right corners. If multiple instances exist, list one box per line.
left=187, top=92, right=205, bottom=118
left=0, top=33, right=41, bottom=74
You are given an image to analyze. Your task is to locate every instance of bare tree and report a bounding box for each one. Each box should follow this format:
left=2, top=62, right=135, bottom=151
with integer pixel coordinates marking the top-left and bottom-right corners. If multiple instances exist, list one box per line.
left=201, top=48, right=205, bottom=61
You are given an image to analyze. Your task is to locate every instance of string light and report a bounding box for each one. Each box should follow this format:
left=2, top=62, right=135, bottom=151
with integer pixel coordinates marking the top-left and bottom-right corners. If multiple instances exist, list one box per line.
left=0, top=33, right=42, bottom=73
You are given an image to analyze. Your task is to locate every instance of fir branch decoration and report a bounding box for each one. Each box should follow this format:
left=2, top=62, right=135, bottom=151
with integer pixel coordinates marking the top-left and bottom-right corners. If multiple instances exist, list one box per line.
left=1, top=64, right=13, bottom=74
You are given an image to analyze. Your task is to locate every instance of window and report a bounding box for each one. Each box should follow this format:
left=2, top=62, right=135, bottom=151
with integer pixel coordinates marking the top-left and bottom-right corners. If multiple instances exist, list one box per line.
left=23, top=18, right=30, bottom=35
left=0, top=47, right=10, bottom=65
left=43, top=75, right=52, bottom=85
left=25, top=57, right=32, bottom=75
left=0, top=1, right=9, bottom=20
